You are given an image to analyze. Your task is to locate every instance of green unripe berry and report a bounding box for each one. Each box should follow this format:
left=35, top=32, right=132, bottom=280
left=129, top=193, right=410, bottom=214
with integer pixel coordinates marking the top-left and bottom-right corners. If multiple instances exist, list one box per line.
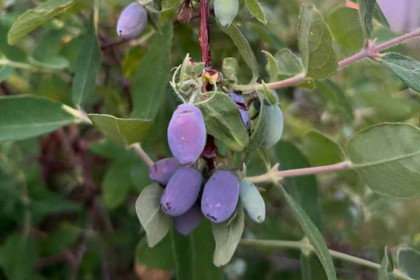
left=214, top=0, right=239, bottom=27
left=240, top=180, right=265, bottom=223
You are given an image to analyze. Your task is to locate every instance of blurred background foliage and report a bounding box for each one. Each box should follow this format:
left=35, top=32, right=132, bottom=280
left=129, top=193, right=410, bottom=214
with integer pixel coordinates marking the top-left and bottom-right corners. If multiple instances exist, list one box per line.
left=0, top=0, right=419, bottom=279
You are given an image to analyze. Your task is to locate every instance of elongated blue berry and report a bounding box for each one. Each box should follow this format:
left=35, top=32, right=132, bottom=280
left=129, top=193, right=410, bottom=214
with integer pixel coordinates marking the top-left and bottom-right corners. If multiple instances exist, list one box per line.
left=160, top=167, right=202, bottom=216
left=201, top=170, right=239, bottom=223
left=149, top=158, right=180, bottom=185
left=174, top=204, right=203, bottom=235
left=228, top=92, right=250, bottom=131
left=214, top=0, right=239, bottom=27
left=263, top=104, right=284, bottom=148
left=167, top=104, right=206, bottom=165
left=240, top=180, right=265, bottom=223
left=116, top=2, right=148, bottom=39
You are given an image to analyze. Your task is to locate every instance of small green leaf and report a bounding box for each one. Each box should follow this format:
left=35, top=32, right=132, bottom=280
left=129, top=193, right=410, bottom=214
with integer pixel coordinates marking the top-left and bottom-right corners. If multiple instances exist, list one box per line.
left=347, top=123, right=420, bottom=198
left=298, top=5, right=338, bottom=80
left=357, top=0, right=376, bottom=39
left=316, top=80, right=354, bottom=121
left=379, top=247, right=394, bottom=280
left=0, top=234, right=38, bottom=280
left=72, top=18, right=102, bottom=107
left=102, top=160, right=133, bottom=209
left=244, top=0, right=267, bottom=24
left=197, top=92, right=249, bottom=152
left=397, top=247, right=420, bottom=279
left=222, top=57, right=240, bottom=83
left=7, top=0, right=75, bottom=45
left=136, top=234, right=175, bottom=270
left=276, top=183, right=337, bottom=280
left=88, top=114, right=153, bottom=145
left=326, top=7, right=364, bottom=51
left=382, top=52, right=420, bottom=93
left=220, top=24, right=259, bottom=82
left=248, top=94, right=267, bottom=151
left=301, top=130, right=344, bottom=166
left=135, top=184, right=172, bottom=247
left=262, top=51, right=280, bottom=82
left=131, top=23, right=173, bottom=119
left=212, top=202, right=245, bottom=267
left=276, top=48, right=305, bottom=76
left=0, top=95, right=76, bottom=142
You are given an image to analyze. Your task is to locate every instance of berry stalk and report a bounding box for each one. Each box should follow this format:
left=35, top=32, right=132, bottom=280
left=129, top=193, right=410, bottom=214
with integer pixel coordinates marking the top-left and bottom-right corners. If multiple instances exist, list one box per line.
left=199, top=0, right=211, bottom=68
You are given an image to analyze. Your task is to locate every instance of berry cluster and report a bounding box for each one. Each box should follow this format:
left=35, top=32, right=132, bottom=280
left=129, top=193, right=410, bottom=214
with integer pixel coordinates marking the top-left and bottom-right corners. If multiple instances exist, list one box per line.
left=147, top=88, right=283, bottom=235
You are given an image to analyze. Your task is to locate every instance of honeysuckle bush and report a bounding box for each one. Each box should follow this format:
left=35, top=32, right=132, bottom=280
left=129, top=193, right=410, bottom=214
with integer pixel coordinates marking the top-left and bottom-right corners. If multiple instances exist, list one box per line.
left=0, top=0, right=420, bottom=279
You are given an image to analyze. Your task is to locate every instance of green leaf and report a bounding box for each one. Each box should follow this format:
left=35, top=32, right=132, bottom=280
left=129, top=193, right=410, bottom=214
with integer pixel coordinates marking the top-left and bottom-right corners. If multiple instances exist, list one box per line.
left=326, top=7, right=364, bottom=51
left=248, top=94, right=267, bottom=151
left=397, top=247, right=420, bottom=279
left=135, top=184, right=172, bottom=247
left=131, top=23, right=173, bottom=119
left=262, top=51, right=280, bottom=82
left=72, top=18, right=102, bottom=107
left=88, top=114, right=153, bottom=146
left=298, top=5, right=338, bottom=80
left=172, top=223, right=223, bottom=280
left=382, top=52, right=420, bottom=93
left=316, top=80, right=354, bottom=121
left=136, top=234, right=175, bottom=270
left=275, top=48, right=304, bottom=76
left=0, top=234, right=38, bottom=280
left=301, top=130, right=344, bottom=166
left=357, top=0, right=376, bottom=39
left=379, top=247, right=394, bottom=280
left=0, top=95, right=75, bottom=142
left=276, top=183, right=337, bottom=280
left=212, top=202, right=245, bottom=267
left=275, top=141, right=322, bottom=229
left=222, top=57, right=240, bottom=83
left=102, top=160, right=133, bottom=209
left=347, top=123, right=420, bottom=198
left=7, top=0, right=75, bottom=45
left=244, top=0, right=267, bottom=24
left=220, top=24, right=259, bottom=82
left=197, top=92, right=249, bottom=152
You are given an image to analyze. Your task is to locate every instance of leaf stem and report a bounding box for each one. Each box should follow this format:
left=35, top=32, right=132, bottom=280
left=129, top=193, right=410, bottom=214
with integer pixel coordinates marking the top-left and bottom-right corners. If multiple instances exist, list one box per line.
left=131, top=143, right=154, bottom=167
left=232, top=28, right=420, bottom=92
left=245, top=161, right=351, bottom=184
left=240, top=239, right=413, bottom=280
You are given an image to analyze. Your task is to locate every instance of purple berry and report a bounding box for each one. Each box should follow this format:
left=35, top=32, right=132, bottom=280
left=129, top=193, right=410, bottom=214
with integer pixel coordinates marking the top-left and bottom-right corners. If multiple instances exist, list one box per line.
left=160, top=167, right=202, bottom=216
left=149, top=158, right=180, bottom=185
left=174, top=204, right=203, bottom=235
left=201, top=170, right=239, bottom=223
left=228, top=92, right=250, bottom=131
left=167, top=104, right=207, bottom=165
left=116, top=2, right=148, bottom=39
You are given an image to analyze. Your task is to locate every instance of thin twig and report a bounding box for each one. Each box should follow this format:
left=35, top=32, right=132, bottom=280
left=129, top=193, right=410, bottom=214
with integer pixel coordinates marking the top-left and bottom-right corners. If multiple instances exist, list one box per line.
left=240, top=239, right=414, bottom=280
left=245, top=161, right=351, bottom=184
left=131, top=143, right=154, bottom=167
left=232, top=28, right=420, bottom=92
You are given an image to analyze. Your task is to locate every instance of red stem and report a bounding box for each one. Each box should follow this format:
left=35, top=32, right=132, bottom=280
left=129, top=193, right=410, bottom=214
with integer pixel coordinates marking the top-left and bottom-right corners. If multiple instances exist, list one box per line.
left=199, top=0, right=211, bottom=68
